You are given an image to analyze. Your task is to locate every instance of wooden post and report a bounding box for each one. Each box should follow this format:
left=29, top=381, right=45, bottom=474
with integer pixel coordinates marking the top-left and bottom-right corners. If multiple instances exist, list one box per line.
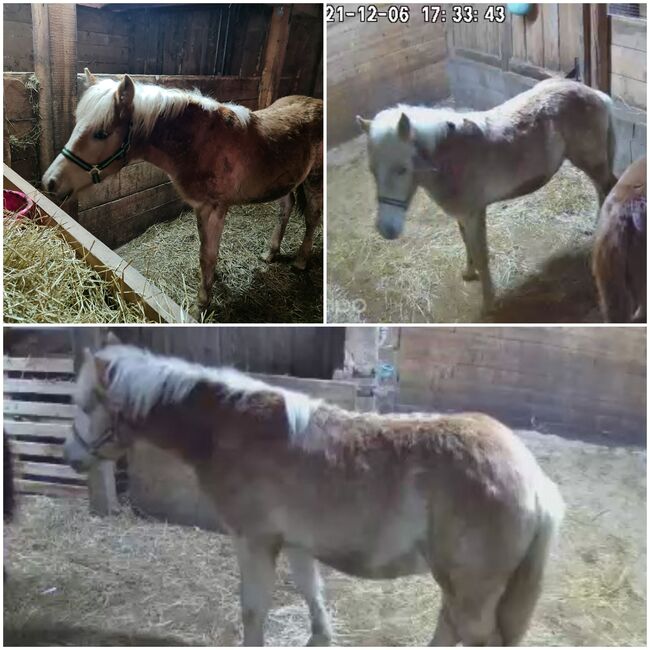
left=258, top=5, right=292, bottom=108
left=580, top=4, right=591, bottom=86
left=72, top=328, right=120, bottom=517
left=589, top=4, right=610, bottom=93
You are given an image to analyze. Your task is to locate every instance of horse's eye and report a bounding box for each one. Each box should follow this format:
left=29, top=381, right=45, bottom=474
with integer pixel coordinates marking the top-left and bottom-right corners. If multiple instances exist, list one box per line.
left=93, top=130, right=110, bottom=140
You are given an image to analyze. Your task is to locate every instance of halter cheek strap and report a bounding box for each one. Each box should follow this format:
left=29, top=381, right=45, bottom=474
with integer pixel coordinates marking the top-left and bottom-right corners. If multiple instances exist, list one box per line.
left=61, top=123, right=133, bottom=184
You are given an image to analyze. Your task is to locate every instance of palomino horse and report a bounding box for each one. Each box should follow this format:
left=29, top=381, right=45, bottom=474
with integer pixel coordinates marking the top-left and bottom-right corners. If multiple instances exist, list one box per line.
left=592, top=157, right=646, bottom=323
left=65, top=335, right=565, bottom=646
left=42, top=69, right=323, bottom=314
left=357, top=78, right=617, bottom=313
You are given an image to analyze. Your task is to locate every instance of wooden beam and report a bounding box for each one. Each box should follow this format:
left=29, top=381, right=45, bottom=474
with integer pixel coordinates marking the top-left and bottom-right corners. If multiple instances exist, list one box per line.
left=581, top=4, right=592, bottom=85
left=258, top=5, right=292, bottom=108
left=31, top=3, right=55, bottom=176
left=590, top=4, right=610, bottom=93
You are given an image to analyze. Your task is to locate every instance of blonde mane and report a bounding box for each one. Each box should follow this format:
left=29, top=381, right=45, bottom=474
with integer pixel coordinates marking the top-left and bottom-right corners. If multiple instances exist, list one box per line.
left=76, top=78, right=251, bottom=138
left=83, top=345, right=316, bottom=436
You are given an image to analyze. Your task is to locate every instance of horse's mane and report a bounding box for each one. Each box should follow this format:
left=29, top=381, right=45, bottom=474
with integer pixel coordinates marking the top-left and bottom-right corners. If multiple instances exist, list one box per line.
left=76, top=78, right=251, bottom=138
left=89, top=345, right=316, bottom=436
left=370, top=104, right=487, bottom=148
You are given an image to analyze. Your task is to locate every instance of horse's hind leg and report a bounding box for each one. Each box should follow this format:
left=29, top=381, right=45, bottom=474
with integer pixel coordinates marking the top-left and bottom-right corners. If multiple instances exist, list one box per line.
left=293, top=175, right=323, bottom=271
left=286, top=547, right=333, bottom=646
left=262, top=194, right=295, bottom=263
left=430, top=598, right=460, bottom=646
left=195, top=202, right=228, bottom=315
left=233, top=536, right=280, bottom=646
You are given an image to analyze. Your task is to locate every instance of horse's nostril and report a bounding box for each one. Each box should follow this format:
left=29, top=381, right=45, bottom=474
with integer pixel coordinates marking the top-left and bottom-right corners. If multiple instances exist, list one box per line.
left=47, top=178, right=57, bottom=193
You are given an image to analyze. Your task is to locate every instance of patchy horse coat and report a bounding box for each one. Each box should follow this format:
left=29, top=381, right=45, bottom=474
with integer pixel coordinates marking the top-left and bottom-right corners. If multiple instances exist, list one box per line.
left=358, top=78, right=617, bottom=313
left=42, top=72, right=323, bottom=314
left=66, top=340, right=565, bottom=646
left=592, top=157, right=646, bottom=322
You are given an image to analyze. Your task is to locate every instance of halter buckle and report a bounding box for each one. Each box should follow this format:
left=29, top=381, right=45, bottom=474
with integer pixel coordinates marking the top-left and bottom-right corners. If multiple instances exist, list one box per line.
left=90, top=166, right=101, bottom=184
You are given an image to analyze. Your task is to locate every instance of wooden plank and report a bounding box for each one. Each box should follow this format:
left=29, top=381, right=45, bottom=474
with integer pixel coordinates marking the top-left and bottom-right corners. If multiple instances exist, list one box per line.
left=611, top=73, right=646, bottom=108
left=511, top=15, right=527, bottom=61
left=16, top=478, right=87, bottom=498
left=611, top=15, right=647, bottom=52
left=542, top=4, right=560, bottom=71
left=253, top=372, right=356, bottom=409
left=611, top=43, right=647, bottom=82
left=4, top=421, right=72, bottom=439
left=559, top=3, right=582, bottom=72
left=4, top=356, right=75, bottom=373
left=258, top=4, right=292, bottom=107
left=4, top=400, right=77, bottom=419
left=8, top=440, right=64, bottom=459
left=524, top=7, right=544, bottom=67
left=4, top=164, right=195, bottom=324
left=4, top=378, right=75, bottom=396
left=15, top=460, right=84, bottom=481
left=590, top=4, right=610, bottom=93
left=3, top=20, right=33, bottom=71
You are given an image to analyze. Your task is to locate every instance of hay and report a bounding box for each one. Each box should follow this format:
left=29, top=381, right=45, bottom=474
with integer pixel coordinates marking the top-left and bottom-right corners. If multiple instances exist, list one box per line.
left=4, top=430, right=645, bottom=646
left=116, top=203, right=323, bottom=323
left=3, top=213, right=149, bottom=323
left=327, top=135, right=600, bottom=323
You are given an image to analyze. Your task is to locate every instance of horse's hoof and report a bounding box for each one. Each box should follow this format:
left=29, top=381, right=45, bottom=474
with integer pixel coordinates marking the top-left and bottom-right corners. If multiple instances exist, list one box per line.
left=462, top=269, right=480, bottom=282
left=190, top=300, right=210, bottom=321
left=307, top=633, right=331, bottom=647
left=260, top=249, right=277, bottom=264
left=292, top=258, right=308, bottom=272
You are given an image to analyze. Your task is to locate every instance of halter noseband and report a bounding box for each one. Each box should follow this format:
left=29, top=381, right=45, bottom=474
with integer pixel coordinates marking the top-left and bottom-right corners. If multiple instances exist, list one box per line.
left=71, top=415, right=119, bottom=459
left=378, top=196, right=409, bottom=210
left=61, top=123, right=132, bottom=184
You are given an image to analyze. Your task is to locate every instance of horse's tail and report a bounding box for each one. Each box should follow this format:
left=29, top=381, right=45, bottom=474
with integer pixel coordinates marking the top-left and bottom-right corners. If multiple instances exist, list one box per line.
left=496, top=471, right=565, bottom=645
left=595, top=88, right=618, bottom=183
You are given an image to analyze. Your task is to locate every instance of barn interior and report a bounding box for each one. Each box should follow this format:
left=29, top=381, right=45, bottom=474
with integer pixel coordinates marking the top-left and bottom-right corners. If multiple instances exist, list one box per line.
left=4, top=326, right=646, bottom=645
left=327, top=3, right=647, bottom=324
left=3, top=3, right=323, bottom=323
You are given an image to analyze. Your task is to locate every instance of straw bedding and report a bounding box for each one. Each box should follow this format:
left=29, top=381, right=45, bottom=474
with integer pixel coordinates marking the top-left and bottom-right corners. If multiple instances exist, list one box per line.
left=3, top=430, right=645, bottom=646
left=327, top=136, right=601, bottom=323
left=3, top=213, right=149, bottom=324
left=116, top=203, right=323, bottom=323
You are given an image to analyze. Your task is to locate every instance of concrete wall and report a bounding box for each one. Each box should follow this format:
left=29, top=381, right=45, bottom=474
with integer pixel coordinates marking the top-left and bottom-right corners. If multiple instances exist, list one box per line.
left=447, top=56, right=646, bottom=176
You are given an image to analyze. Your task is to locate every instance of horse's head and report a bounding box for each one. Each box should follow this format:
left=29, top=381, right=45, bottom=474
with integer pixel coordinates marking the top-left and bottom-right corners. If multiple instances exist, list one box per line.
left=42, top=69, right=135, bottom=200
left=357, top=111, right=419, bottom=239
left=64, top=332, right=127, bottom=472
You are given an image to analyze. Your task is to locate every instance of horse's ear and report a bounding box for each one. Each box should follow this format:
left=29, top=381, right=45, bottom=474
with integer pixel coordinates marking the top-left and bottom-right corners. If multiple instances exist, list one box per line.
left=397, top=113, right=412, bottom=142
left=84, top=68, right=97, bottom=87
left=356, top=115, right=371, bottom=134
left=446, top=121, right=456, bottom=132
left=105, top=331, right=121, bottom=347
left=116, top=74, right=135, bottom=115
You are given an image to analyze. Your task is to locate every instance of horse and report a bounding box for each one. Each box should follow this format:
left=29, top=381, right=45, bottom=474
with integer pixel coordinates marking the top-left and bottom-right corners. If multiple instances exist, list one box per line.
left=64, top=334, right=565, bottom=646
left=592, top=157, right=646, bottom=323
left=357, top=78, right=617, bottom=314
left=42, top=69, right=323, bottom=315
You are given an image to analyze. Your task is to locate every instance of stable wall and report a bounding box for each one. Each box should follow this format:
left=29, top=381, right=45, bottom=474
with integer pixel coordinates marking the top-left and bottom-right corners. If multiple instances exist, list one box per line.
left=447, top=5, right=646, bottom=175
left=327, top=3, right=449, bottom=146
left=398, top=328, right=646, bottom=445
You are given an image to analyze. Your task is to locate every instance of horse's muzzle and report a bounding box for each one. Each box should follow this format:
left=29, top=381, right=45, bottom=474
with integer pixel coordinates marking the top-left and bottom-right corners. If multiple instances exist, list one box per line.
left=376, top=204, right=406, bottom=240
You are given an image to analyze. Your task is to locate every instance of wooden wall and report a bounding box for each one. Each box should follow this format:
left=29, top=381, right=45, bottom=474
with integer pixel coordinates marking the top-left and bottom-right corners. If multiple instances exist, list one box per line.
left=3, top=4, right=33, bottom=71
left=610, top=15, right=647, bottom=109
left=327, top=3, right=449, bottom=146
left=398, top=328, right=646, bottom=444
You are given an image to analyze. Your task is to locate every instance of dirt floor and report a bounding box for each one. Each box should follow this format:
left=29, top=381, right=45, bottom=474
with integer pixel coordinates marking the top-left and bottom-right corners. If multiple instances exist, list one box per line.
left=116, top=204, right=323, bottom=323
left=4, top=430, right=645, bottom=646
left=327, top=136, right=601, bottom=323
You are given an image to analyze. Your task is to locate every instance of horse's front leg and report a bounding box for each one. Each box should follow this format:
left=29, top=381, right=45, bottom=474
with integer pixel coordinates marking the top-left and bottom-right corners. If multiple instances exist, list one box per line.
left=233, top=536, right=279, bottom=646
left=286, top=547, right=333, bottom=646
left=457, top=222, right=479, bottom=282
left=195, top=203, right=228, bottom=315
left=294, top=176, right=322, bottom=271
left=461, top=210, right=494, bottom=313
left=261, top=193, right=295, bottom=263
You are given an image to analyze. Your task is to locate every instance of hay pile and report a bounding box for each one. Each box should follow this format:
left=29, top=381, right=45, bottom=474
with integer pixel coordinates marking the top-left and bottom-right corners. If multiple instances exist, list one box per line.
left=327, top=136, right=600, bottom=323
left=4, top=214, right=149, bottom=323
left=116, top=203, right=323, bottom=323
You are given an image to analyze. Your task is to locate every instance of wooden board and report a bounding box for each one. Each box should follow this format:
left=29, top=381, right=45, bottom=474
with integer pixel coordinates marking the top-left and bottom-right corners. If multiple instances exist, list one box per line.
left=4, top=400, right=77, bottom=419
left=14, top=460, right=84, bottom=481
left=4, top=356, right=75, bottom=373
left=16, top=479, right=87, bottom=498
left=4, top=378, right=76, bottom=397
left=4, top=164, right=194, bottom=323
left=4, top=421, right=72, bottom=439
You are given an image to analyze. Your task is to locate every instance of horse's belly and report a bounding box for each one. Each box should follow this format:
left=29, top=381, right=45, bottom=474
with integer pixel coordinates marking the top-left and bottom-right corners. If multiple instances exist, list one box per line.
left=317, top=545, right=429, bottom=579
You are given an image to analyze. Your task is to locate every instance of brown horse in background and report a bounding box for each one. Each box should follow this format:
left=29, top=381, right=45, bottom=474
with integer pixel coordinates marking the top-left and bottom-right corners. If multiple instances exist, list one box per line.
left=42, top=70, right=323, bottom=315
left=592, top=157, right=646, bottom=322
